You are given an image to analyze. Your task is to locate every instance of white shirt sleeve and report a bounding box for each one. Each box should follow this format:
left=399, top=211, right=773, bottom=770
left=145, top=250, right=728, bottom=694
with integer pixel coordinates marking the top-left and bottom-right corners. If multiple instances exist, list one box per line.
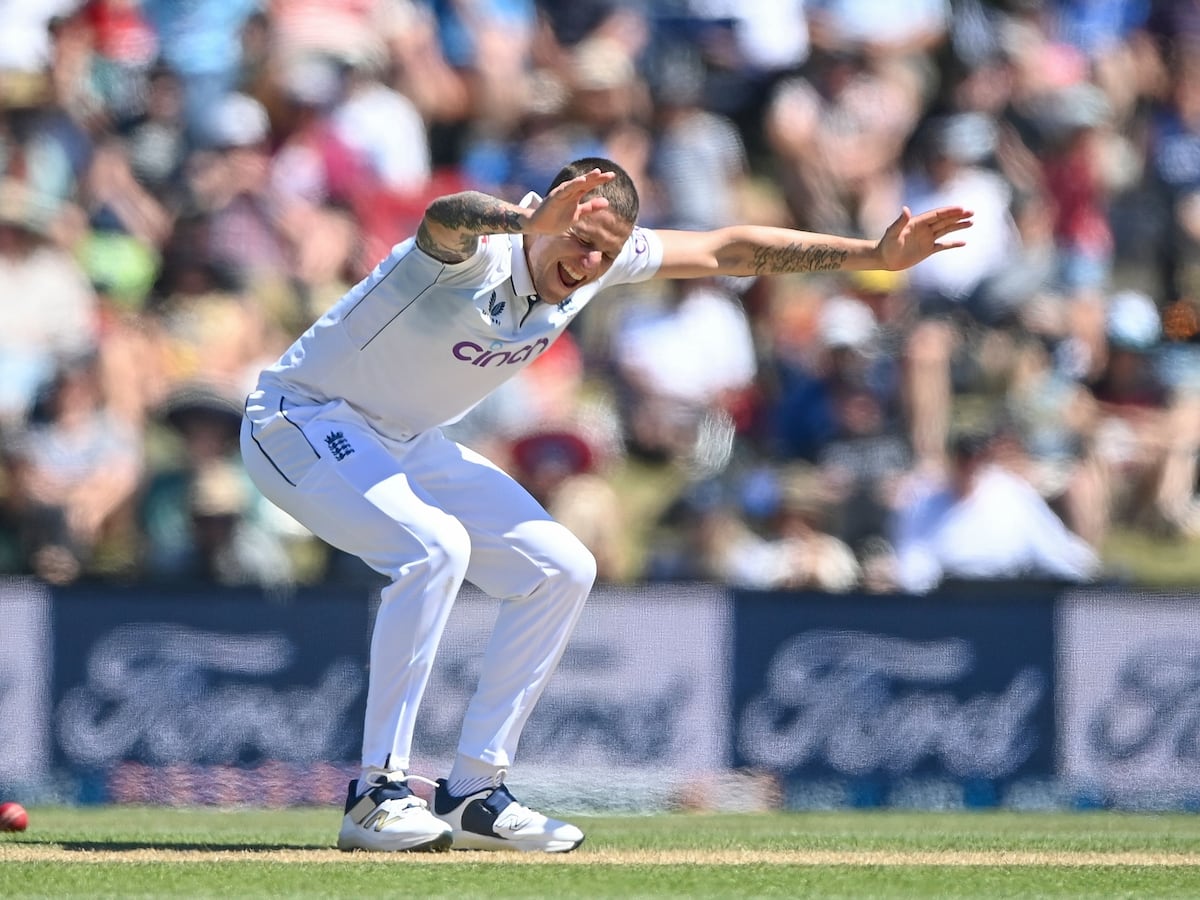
left=597, top=226, right=664, bottom=287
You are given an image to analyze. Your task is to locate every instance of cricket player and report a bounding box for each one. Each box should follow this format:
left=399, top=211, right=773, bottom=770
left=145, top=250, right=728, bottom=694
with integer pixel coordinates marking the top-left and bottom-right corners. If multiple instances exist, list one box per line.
left=240, top=157, right=972, bottom=852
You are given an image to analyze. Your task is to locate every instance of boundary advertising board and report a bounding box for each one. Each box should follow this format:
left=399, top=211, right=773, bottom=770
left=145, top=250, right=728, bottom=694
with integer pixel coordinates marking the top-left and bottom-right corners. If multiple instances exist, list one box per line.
left=731, top=588, right=1058, bottom=807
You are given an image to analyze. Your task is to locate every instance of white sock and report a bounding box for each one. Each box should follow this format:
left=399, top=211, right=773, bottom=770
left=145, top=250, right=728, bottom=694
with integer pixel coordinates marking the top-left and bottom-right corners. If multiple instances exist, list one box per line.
left=445, top=754, right=503, bottom=798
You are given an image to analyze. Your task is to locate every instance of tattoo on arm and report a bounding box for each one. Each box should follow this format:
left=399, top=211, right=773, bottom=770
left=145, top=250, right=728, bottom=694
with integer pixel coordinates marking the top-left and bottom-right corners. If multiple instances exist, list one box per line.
left=417, top=218, right=475, bottom=262
left=751, top=243, right=848, bottom=275
left=417, top=192, right=527, bottom=263
left=427, top=192, right=525, bottom=234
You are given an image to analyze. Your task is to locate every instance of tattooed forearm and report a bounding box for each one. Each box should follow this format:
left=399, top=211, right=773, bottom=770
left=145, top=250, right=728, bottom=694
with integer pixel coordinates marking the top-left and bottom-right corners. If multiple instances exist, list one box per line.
left=417, top=218, right=478, bottom=261
left=426, top=192, right=525, bottom=235
left=751, top=243, right=849, bottom=275
left=418, top=191, right=528, bottom=262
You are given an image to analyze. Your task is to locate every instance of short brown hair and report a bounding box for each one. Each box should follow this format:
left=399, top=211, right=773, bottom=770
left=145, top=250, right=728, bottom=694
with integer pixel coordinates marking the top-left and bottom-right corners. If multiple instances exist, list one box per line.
left=548, top=157, right=639, bottom=225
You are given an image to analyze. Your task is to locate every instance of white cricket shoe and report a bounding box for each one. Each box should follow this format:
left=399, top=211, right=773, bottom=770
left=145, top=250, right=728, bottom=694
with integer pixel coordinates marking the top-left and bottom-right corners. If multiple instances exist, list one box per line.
left=336, top=774, right=453, bottom=852
left=432, top=776, right=584, bottom=853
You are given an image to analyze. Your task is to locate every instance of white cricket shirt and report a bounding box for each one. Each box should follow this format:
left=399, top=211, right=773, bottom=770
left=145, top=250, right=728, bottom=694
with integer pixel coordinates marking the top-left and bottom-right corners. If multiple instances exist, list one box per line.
left=259, top=201, right=663, bottom=440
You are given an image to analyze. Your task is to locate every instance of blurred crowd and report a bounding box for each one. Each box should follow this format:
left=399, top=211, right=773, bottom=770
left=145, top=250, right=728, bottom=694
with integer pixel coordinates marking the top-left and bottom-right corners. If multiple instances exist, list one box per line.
left=2, top=0, right=1200, bottom=594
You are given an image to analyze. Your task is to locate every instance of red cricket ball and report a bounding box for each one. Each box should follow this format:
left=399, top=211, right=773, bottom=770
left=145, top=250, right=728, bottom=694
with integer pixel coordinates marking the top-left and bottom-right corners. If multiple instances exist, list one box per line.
left=0, top=801, right=28, bottom=832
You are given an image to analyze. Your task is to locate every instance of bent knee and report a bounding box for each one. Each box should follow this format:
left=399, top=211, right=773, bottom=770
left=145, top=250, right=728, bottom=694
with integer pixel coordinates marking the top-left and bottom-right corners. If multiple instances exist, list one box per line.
left=369, top=513, right=473, bottom=581
left=553, top=532, right=597, bottom=593
left=423, top=516, right=473, bottom=574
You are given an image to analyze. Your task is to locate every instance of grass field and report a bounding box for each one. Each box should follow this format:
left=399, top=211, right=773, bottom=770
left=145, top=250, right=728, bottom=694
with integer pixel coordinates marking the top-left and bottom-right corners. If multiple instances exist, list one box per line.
left=5, top=807, right=1200, bottom=898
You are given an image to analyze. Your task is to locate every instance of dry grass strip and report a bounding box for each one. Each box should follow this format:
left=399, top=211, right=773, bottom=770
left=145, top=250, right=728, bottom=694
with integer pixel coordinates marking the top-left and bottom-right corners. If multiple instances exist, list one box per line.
left=4, top=846, right=1200, bottom=866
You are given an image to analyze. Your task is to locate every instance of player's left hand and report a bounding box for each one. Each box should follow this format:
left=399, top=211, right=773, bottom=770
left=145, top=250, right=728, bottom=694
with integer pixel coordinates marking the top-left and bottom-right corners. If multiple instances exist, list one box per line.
left=875, top=206, right=974, bottom=271
left=526, top=168, right=615, bottom=236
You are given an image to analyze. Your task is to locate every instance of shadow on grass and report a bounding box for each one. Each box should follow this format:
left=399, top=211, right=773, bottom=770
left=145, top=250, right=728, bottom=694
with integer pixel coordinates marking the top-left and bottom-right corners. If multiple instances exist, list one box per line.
left=54, top=840, right=333, bottom=852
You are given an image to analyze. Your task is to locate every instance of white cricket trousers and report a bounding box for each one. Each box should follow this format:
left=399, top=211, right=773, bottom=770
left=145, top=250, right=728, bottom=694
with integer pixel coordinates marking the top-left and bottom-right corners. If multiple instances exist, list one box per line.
left=240, top=389, right=596, bottom=772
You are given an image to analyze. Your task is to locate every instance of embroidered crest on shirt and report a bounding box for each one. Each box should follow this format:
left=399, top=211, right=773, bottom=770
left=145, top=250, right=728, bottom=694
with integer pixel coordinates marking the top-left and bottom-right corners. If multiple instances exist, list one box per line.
left=487, top=291, right=506, bottom=325
left=325, top=431, right=355, bottom=461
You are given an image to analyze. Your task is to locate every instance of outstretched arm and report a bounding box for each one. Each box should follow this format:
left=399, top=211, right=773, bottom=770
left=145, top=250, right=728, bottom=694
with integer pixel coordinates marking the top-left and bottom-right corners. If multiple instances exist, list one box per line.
left=654, top=206, right=974, bottom=280
left=416, top=168, right=617, bottom=263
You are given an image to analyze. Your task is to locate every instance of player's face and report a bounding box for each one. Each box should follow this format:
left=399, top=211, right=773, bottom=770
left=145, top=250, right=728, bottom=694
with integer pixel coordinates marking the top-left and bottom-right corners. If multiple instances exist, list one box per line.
left=526, top=208, right=633, bottom=304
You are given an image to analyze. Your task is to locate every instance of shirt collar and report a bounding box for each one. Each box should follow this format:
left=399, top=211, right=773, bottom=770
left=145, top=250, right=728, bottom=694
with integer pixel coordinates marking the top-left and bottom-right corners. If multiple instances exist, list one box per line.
left=509, top=191, right=541, bottom=300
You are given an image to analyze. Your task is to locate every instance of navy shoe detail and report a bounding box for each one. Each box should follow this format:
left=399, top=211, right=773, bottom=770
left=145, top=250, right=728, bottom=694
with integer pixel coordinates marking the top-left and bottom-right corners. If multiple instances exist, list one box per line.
left=432, top=777, right=584, bottom=852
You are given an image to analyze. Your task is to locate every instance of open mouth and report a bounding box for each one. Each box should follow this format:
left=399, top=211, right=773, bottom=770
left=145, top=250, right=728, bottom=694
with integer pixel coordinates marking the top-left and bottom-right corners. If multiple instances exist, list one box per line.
left=558, top=262, right=584, bottom=289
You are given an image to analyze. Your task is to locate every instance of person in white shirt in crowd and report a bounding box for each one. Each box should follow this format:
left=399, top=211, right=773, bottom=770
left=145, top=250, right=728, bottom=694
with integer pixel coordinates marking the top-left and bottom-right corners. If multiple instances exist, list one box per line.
left=890, top=429, right=1100, bottom=594
left=612, top=276, right=758, bottom=464
left=240, top=156, right=972, bottom=854
left=902, top=112, right=1023, bottom=463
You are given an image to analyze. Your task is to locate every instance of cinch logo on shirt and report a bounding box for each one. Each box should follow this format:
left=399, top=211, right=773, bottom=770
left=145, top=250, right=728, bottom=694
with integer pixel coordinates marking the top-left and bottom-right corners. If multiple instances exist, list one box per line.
left=451, top=337, right=550, bottom=367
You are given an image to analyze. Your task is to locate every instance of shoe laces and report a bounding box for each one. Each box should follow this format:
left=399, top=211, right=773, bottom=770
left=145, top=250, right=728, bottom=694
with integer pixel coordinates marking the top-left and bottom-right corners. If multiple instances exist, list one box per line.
left=368, top=773, right=440, bottom=809
left=382, top=773, right=439, bottom=791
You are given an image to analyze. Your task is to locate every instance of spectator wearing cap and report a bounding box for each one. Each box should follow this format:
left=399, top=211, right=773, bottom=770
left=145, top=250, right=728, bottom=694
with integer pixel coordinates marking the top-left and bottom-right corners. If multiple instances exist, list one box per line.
left=768, top=290, right=910, bottom=562
left=569, top=35, right=654, bottom=185
left=766, top=289, right=887, bottom=462
left=836, top=267, right=911, bottom=389
left=569, top=35, right=642, bottom=128
left=641, top=476, right=781, bottom=587
left=187, top=91, right=305, bottom=302
left=1047, top=0, right=1149, bottom=128
left=890, top=429, right=1100, bottom=594
left=1093, top=290, right=1168, bottom=409
left=80, top=224, right=165, bottom=431
left=532, top=0, right=649, bottom=88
